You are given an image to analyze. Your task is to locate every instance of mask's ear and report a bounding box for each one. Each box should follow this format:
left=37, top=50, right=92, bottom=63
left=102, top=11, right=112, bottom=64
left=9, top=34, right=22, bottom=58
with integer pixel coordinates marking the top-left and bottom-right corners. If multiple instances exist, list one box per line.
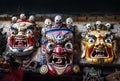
left=3, top=32, right=7, bottom=38
left=0, top=26, right=7, bottom=38
left=111, top=24, right=114, bottom=29
left=0, top=27, right=3, bottom=32
left=81, top=40, right=87, bottom=59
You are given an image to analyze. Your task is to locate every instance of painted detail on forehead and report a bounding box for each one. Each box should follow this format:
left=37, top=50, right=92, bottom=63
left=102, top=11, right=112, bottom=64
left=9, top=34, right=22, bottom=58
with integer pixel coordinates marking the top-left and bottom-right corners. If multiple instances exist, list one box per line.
left=46, top=29, right=73, bottom=43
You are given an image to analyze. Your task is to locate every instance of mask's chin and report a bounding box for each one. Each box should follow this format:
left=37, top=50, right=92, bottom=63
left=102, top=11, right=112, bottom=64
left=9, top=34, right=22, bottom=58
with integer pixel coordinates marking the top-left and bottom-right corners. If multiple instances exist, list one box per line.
left=48, top=54, right=72, bottom=75
left=90, top=48, right=109, bottom=58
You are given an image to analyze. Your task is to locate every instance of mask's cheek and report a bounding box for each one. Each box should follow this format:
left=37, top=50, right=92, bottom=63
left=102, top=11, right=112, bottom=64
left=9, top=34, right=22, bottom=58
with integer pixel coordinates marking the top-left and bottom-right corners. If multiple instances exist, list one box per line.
left=106, top=43, right=112, bottom=49
left=86, top=43, right=95, bottom=57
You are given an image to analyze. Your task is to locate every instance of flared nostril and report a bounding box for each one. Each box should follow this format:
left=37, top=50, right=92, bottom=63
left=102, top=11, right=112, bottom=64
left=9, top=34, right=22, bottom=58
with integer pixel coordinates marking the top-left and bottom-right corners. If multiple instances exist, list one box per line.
left=95, top=44, right=105, bottom=48
left=95, top=45, right=99, bottom=48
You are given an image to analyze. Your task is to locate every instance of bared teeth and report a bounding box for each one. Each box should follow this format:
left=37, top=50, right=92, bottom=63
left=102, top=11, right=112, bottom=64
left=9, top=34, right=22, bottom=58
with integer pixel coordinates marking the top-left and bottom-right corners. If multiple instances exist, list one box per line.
left=96, top=50, right=104, bottom=52
left=65, top=57, right=66, bottom=60
left=94, top=50, right=106, bottom=57
left=53, top=56, right=55, bottom=60
left=65, top=61, right=67, bottom=64
left=51, top=55, right=70, bottom=67
left=52, top=60, right=54, bottom=64
left=52, top=55, right=67, bottom=60
left=92, top=49, right=109, bottom=58
left=14, top=39, right=27, bottom=47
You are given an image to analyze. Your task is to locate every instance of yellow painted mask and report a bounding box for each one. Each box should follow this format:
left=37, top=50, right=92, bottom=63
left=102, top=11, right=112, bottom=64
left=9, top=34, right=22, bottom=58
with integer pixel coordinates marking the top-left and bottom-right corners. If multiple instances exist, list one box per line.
left=81, top=24, right=116, bottom=63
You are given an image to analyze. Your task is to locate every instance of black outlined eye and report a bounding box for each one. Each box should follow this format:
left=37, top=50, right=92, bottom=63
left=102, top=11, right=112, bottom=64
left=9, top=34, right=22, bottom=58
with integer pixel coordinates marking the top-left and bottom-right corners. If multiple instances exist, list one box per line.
left=105, top=38, right=111, bottom=43
left=46, top=42, right=55, bottom=50
left=65, top=42, right=73, bottom=50
left=88, top=38, right=95, bottom=44
left=26, top=29, right=33, bottom=34
left=10, top=30, right=16, bottom=34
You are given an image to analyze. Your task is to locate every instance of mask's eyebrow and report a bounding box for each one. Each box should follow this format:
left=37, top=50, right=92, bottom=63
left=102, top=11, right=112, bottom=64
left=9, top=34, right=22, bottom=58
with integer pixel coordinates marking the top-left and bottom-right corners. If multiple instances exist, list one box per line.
left=105, top=33, right=111, bottom=38
left=88, top=34, right=96, bottom=39
left=27, top=25, right=34, bottom=30
left=10, top=27, right=18, bottom=31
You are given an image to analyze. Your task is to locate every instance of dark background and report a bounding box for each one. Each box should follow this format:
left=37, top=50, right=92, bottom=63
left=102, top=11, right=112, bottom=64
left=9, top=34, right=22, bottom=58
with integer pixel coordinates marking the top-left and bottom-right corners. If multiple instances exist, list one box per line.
left=0, top=0, right=120, bottom=15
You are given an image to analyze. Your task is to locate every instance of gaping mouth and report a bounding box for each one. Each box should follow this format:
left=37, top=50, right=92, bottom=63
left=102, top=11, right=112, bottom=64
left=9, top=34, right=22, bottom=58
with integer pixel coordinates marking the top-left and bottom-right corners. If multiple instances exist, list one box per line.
left=49, top=54, right=70, bottom=67
left=91, top=49, right=109, bottom=58
left=13, top=38, right=28, bottom=48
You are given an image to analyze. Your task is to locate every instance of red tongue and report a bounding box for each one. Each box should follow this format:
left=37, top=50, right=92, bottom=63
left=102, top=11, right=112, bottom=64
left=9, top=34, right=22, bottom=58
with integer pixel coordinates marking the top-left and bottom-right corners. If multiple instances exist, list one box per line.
left=18, top=41, right=23, bottom=46
left=56, top=58, right=63, bottom=64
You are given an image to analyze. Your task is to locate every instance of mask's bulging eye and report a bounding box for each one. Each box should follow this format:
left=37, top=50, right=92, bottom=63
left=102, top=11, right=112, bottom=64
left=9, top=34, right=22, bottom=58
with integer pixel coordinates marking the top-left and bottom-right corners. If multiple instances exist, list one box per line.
left=10, top=30, right=17, bottom=34
left=57, top=35, right=63, bottom=40
left=46, top=42, right=55, bottom=50
left=88, top=38, right=95, bottom=44
left=105, top=38, right=112, bottom=43
left=65, top=42, right=73, bottom=50
left=26, top=29, right=33, bottom=34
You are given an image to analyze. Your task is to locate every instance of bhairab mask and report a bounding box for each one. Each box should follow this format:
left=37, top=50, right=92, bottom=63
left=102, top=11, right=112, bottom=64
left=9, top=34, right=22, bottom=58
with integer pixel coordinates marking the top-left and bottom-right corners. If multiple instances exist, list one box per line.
left=45, top=27, right=74, bottom=75
left=81, top=24, right=116, bottom=63
left=8, top=22, right=35, bottom=56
